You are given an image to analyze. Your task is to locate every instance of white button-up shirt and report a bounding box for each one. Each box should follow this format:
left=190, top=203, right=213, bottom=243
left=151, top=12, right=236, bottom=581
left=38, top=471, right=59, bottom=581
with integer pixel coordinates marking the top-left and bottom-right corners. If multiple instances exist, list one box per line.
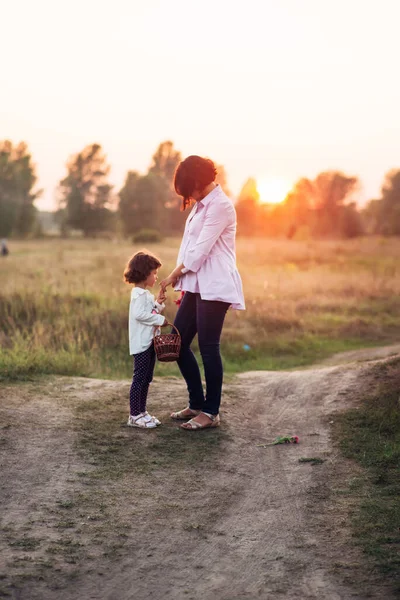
left=129, top=287, right=165, bottom=355
left=175, top=185, right=245, bottom=310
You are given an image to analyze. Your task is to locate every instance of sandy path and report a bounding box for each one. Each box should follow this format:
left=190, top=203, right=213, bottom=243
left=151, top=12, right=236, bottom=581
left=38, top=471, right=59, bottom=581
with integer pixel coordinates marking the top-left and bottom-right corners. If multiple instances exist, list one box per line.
left=0, top=351, right=398, bottom=600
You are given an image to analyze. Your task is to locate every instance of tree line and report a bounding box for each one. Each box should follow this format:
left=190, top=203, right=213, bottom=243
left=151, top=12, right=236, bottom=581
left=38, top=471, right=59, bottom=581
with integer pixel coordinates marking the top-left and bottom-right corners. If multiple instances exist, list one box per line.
left=0, top=139, right=399, bottom=239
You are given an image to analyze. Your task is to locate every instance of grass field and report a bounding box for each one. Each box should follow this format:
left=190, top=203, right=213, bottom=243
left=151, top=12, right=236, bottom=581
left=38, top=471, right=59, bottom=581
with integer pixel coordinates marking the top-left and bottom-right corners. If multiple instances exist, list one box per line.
left=1, top=236, right=400, bottom=380
left=334, top=357, right=400, bottom=592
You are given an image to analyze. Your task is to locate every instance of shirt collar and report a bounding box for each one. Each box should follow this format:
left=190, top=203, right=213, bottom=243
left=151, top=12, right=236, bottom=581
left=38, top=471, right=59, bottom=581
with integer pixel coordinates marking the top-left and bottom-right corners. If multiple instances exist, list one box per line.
left=198, top=184, right=221, bottom=208
left=131, top=287, right=147, bottom=298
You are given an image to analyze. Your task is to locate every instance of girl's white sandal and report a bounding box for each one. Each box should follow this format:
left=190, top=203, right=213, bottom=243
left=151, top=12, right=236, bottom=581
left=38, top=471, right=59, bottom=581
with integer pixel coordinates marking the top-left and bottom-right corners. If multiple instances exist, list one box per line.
left=144, top=411, right=161, bottom=426
left=127, top=414, right=157, bottom=428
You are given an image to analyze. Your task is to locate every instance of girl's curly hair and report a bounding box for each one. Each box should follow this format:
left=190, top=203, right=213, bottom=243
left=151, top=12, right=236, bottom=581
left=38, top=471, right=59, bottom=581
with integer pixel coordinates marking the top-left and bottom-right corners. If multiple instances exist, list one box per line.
left=123, top=251, right=162, bottom=284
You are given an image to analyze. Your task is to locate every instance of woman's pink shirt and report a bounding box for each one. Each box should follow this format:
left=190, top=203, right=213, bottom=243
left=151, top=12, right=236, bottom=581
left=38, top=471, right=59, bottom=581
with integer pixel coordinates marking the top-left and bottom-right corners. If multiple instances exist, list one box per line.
left=175, top=185, right=245, bottom=310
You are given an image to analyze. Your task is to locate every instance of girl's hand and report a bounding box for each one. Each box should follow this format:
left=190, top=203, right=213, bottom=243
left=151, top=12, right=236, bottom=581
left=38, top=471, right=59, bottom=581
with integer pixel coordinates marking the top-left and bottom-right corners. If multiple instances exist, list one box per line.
left=156, top=290, right=166, bottom=304
left=160, top=274, right=179, bottom=290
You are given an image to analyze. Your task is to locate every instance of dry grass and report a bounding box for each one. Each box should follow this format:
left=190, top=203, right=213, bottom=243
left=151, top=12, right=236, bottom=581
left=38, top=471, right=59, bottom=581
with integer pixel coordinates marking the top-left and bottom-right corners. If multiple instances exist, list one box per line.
left=1, top=236, right=400, bottom=379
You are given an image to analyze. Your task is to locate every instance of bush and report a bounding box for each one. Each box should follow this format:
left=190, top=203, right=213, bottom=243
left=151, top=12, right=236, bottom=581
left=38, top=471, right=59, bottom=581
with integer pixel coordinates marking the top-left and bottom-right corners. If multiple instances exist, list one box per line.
left=132, top=229, right=163, bottom=243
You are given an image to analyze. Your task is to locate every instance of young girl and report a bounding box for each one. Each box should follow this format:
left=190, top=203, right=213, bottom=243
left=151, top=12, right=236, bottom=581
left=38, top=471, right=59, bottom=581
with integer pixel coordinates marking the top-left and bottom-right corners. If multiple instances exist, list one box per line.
left=124, top=251, right=167, bottom=428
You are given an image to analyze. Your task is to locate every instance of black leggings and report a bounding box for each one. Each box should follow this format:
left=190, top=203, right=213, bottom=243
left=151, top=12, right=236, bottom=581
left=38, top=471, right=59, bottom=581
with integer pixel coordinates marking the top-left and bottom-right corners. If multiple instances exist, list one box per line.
left=173, top=292, right=230, bottom=415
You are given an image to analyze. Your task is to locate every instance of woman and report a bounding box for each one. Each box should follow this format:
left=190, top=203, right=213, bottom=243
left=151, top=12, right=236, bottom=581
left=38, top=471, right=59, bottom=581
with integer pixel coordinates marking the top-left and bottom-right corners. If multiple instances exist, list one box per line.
left=160, top=155, right=245, bottom=430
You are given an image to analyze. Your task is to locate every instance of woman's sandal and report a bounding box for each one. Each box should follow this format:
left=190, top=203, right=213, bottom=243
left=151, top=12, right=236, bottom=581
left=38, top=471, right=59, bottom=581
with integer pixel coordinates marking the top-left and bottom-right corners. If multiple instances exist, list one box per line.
left=170, top=408, right=201, bottom=420
left=181, top=413, right=220, bottom=430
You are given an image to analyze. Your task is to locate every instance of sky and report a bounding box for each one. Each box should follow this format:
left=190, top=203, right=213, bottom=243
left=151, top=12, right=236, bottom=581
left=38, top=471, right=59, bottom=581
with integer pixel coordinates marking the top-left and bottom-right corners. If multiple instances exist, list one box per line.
left=2, top=0, right=400, bottom=210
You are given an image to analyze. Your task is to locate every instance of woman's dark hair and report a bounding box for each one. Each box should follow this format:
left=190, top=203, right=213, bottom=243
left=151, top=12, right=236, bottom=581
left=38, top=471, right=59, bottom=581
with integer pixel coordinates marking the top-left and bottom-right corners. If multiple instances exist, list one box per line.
left=174, top=155, right=217, bottom=210
left=123, top=251, right=162, bottom=284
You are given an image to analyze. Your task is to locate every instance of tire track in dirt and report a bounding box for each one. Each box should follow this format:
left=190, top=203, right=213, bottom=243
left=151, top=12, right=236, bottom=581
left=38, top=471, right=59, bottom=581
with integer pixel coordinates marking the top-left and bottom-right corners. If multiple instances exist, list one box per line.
left=151, top=367, right=362, bottom=600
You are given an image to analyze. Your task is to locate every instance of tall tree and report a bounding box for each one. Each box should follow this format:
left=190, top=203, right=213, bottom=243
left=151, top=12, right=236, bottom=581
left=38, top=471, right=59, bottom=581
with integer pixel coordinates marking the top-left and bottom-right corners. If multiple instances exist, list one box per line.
left=370, top=170, right=400, bottom=235
left=148, top=140, right=184, bottom=234
left=149, top=140, right=181, bottom=183
left=362, top=198, right=382, bottom=235
left=118, top=172, right=169, bottom=236
left=118, top=171, right=140, bottom=236
left=282, top=178, right=314, bottom=238
left=235, top=178, right=260, bottom=235
left=58, top=144, right=113, bottom=236
left=283, top=172, right=359, bottom=238
left=0, top=141, right=41, bottom=237
left=339, top=202, right=364, bottom=238
left=312, top=171, right=358, bottom=236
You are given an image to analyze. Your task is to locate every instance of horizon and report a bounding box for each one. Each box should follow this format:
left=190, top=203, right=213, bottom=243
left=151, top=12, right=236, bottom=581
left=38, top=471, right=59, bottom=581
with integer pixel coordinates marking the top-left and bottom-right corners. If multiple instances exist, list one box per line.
left=3, top=0, right=400, bottom=211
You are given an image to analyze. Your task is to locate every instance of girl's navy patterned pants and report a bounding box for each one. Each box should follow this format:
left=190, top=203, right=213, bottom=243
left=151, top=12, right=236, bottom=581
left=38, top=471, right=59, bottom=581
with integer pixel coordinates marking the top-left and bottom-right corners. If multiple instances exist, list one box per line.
left=129, top=343, right=156, bottom=416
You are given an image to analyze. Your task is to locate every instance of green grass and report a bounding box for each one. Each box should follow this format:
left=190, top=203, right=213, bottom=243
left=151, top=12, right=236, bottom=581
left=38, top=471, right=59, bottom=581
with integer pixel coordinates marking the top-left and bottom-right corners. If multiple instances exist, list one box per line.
left=1, top=329, right=387, bottom=382
left=1, top=237, right=400, bottom=380
left=334, top=358, right=400, bottom=591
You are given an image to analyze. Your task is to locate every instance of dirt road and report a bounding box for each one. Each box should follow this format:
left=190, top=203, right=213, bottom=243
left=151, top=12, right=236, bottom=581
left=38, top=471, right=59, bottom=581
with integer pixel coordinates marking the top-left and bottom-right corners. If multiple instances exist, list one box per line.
left=1, top=346, right=398, bottom=600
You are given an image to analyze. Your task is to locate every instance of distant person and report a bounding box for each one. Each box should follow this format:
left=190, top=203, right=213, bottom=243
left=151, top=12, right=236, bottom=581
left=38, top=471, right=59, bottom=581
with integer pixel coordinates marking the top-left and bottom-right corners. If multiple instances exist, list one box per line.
left=160, top=155, right=245, bottom=431
left=123, top=251, right=168, bottom=428
left=1, top=239, right=9, bottom=257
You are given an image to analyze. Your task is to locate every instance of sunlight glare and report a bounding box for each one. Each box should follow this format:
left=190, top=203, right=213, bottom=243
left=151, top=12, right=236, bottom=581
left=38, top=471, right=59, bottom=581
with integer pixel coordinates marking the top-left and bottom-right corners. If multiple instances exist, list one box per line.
left=256, top=176, right=293, bottom=205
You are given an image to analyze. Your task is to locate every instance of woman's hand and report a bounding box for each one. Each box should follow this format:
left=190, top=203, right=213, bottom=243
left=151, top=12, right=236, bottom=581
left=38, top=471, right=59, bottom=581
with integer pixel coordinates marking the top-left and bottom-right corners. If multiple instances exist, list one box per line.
left=160, top=273, right=179, bottom=290
left=160, top=264, right=185, bottom=290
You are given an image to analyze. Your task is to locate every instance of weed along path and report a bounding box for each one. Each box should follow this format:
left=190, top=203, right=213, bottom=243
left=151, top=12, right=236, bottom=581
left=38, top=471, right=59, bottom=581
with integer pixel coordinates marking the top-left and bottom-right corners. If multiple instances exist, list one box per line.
left=0, top=348, right=398, bottom=600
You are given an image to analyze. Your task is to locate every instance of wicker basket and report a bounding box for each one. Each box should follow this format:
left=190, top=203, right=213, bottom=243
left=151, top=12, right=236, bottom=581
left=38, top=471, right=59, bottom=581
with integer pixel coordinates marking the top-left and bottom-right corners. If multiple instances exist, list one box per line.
left=154, top=322, right=181, bottom=362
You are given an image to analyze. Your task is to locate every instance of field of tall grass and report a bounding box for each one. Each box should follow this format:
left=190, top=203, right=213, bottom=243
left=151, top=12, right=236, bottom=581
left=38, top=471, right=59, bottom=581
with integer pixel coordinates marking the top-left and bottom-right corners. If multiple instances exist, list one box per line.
left=1, top=236, right=400, bottom=380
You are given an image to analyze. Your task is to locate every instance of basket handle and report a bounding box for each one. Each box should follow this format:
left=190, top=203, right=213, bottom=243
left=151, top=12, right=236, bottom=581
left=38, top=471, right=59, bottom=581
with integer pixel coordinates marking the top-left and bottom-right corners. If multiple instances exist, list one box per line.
left=153, top=321, right=181, bottom=339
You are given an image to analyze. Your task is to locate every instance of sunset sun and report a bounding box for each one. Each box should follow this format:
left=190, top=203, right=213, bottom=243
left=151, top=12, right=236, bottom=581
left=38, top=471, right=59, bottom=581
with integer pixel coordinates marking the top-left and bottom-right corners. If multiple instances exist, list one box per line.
left=256, top=176, right=293, bottom=205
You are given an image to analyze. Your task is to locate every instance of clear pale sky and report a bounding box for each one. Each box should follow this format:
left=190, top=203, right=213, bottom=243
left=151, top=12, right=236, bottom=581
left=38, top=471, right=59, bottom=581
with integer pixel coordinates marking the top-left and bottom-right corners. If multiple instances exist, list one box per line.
left=2, top=0, right=400, bottom=210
